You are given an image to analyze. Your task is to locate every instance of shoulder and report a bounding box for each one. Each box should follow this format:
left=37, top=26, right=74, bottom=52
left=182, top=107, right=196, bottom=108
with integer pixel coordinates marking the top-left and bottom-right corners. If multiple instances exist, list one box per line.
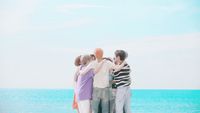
left=104, top=60, right=113, bottom=64
left=104, top=60, right=114, bottom=66
left=123, top=63, right=130, bottom=68
left=76, top=66, right=81, bottom=70
left=88, top=61, right=97, bottom=68
left=123, top=63, right=131, bottom=72
left=90, top=61, right=96, bottom=64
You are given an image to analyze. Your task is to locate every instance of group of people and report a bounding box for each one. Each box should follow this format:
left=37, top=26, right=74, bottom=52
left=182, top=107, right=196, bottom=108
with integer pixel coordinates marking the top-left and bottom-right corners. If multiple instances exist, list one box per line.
left=72, top=48, right=132, bottom=113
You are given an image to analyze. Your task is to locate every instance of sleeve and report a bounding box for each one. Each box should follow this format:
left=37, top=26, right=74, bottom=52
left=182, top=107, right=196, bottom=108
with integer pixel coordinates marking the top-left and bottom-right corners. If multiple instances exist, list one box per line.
left=74, top=67, right=80, bottom=82
left=91, top=70, right=95, bottom=77
left=79, top=61, right=96, bottom=76
left=89, top=61, right=96, bottom=69
left=107, top=61, right=115, bottom=69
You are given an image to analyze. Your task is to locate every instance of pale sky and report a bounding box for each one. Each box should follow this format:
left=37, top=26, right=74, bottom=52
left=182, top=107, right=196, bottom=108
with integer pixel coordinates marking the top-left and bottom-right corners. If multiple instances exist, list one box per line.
left=0, top=0, right=200, bottom=89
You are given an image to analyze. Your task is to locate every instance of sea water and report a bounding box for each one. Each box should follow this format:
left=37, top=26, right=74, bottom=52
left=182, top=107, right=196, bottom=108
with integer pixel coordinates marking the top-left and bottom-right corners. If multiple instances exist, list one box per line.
left=0, top=89, right=199, bottom=113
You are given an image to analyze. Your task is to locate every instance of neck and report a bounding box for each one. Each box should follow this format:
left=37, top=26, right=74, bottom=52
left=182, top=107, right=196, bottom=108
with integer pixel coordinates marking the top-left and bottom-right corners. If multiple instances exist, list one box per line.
left=119, top=60, right=123, bottom=65
left=83, top=62, right=89, bottom=67
left=97, top=58, right=103, bottom=62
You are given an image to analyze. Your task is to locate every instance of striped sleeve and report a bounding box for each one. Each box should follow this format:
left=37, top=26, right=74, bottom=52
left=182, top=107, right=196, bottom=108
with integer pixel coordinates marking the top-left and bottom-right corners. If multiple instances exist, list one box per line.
left=113, top=64, right=131, bottom=88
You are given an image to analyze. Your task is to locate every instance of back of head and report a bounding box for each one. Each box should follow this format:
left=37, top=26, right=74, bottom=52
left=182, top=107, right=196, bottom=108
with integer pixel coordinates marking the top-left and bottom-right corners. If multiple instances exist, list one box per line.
left=90, top=54, right=96, bottom=60
left=74, top=55, right=81, bottom=66
left=115, top=50, right=128, bottom=61
left=81, top=54, right=91, bottom=65
left=94, top=48, right=103, bottom=59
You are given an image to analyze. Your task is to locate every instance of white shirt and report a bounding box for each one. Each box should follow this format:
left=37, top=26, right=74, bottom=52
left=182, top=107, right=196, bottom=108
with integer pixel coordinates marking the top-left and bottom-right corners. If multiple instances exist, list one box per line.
left=89, top=60, right=114, bottom=88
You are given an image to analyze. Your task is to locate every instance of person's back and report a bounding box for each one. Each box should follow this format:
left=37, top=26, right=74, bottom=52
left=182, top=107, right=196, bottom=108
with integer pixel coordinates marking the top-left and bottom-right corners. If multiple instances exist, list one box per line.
left=91, top=48, right=127, bottom=113
left=91, top=48, right=111, bottom=113
left=93, top=60, right=113, bottom=88
left=76, top=66, right=94, bottom=101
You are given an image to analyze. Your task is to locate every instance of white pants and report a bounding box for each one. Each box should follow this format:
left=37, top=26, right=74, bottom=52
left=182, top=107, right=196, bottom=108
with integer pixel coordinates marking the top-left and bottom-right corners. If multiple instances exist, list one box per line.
left=78, top=100, right=91, bottom=113
left=116, top=86, right=131, bottom=113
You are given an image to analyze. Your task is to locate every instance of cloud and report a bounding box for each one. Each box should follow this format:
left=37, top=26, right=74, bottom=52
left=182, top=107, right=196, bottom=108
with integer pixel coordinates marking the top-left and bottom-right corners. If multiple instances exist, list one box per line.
left=0, top=0, right=39, bottom=35
left=55, top=3, right=109, bottom=15
left=98, top=33, right=200, bottom=57
left=51, top=32, right=200, bottom=58
left=29, top=17, right=95, bottom=32
left=158, top=4, right=186, bottom=13
left=56, top=3, right=108, bottom=13
left=0, top=2, right=99, bottom=35
left=124, top=1, right=194, bottom=20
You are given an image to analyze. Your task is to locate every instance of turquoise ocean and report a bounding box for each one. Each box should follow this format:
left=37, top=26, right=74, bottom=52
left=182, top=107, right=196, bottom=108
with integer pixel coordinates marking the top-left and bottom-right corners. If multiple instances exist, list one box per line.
left=0, top=89, right=200, bottom=113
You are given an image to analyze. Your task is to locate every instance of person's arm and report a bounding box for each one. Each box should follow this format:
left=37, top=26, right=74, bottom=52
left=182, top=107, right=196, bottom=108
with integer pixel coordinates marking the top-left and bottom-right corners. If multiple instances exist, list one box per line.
left=79, top=60, right=105, bottom=76
left=111, top=61, right=126, bottom=71
left=93, top=60, right=105, bottom=74
left=73, top=67, right=80, bottom=88
left=79, top=62, right=95, bottom=76
left=74, top=67, right=80, bottom=82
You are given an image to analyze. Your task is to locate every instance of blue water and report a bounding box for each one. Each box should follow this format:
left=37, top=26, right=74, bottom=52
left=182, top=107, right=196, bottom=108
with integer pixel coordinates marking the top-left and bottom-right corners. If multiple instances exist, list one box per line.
left=0, top=89, right=200, bottom=113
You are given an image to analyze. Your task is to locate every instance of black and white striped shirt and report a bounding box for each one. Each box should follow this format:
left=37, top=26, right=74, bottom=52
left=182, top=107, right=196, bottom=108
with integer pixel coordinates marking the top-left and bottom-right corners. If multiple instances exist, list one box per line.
left=113, top=63, right=131, bottom=88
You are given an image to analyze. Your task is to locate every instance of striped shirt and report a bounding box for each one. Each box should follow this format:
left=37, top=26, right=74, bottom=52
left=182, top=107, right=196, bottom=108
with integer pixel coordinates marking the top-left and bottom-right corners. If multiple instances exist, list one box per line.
left=113, top=63, right=131, bottom=88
